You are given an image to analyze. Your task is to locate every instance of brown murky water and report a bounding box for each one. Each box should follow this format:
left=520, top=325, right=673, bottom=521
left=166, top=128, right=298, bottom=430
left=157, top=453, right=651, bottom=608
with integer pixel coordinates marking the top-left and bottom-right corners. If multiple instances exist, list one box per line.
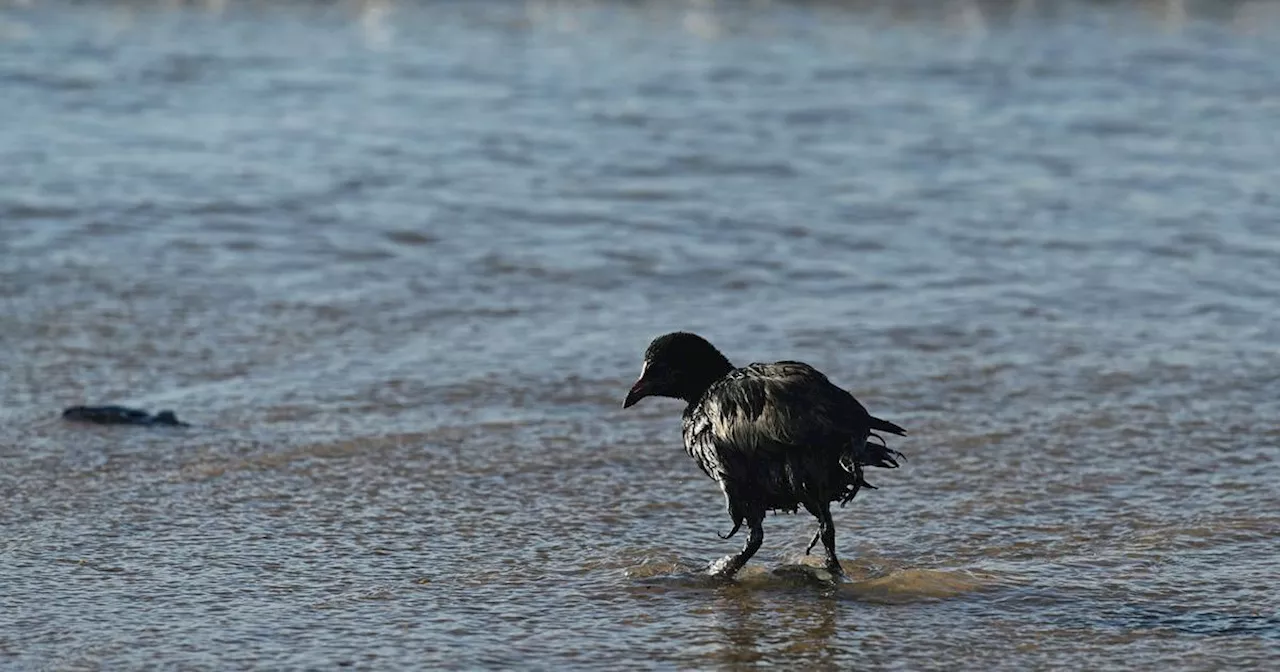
left=2, top=0, right=1278, bottom=669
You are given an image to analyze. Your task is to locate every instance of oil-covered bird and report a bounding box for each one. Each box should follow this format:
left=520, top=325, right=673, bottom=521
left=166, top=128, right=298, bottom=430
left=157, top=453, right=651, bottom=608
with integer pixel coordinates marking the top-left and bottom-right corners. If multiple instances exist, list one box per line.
left=622, top=332, right=906, bottom=579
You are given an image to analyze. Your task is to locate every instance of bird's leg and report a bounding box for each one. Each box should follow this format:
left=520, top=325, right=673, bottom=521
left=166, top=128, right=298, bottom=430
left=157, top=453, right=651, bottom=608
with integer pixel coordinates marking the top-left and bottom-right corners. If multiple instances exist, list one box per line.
left=717, top=488, right=743, bottom=539
left=805, top=529, right=821, bottom=555
left=717, top=518, right=742, bottom=540
left=711, top=515, right=763, bottom=579
left=817, top=505, right=843, bottom=578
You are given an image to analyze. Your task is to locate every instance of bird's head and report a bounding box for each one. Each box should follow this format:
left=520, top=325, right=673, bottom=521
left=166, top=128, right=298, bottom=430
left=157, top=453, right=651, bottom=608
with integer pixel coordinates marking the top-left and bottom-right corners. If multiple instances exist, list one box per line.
left=622, top=332, right=734, bottom=408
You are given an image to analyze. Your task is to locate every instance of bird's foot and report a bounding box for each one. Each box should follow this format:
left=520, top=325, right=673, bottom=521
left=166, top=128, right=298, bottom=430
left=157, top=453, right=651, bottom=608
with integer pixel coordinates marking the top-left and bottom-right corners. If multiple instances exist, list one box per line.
left=823, top=557, right=846, bottom=581
left=708, top=554, right=745, bottom=579
left=716, top=520, right=742, bottom=540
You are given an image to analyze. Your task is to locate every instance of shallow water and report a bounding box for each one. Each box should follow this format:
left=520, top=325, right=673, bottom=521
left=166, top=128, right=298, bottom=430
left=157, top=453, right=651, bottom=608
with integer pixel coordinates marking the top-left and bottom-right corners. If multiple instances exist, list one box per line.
left=2, top=0, right=1279, bottom=669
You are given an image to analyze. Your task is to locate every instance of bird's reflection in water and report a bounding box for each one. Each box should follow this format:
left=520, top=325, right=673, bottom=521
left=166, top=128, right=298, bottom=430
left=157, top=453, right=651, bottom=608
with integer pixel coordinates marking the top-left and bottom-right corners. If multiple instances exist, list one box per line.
left=699, top=583, right=844, bottom=668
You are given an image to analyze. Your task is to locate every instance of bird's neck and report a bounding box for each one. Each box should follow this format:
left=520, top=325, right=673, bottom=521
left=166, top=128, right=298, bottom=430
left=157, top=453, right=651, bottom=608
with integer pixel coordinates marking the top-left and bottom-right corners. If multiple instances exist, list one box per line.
left=678, top=355, right=735, bottom=404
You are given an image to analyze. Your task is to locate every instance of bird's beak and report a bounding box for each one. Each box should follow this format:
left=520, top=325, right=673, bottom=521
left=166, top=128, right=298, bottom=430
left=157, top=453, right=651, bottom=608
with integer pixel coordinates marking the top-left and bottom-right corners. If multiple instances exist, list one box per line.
left=622, top=377, right=650, bottom=409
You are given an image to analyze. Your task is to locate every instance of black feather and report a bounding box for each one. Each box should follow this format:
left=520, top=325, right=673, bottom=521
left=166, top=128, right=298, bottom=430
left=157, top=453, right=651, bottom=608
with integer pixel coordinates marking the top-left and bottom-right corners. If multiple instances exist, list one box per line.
left=623, top=332, right=909, bottom=578
left=869, top=416, right=908, bottom=437
left=681, top=361, right=904, bottom=514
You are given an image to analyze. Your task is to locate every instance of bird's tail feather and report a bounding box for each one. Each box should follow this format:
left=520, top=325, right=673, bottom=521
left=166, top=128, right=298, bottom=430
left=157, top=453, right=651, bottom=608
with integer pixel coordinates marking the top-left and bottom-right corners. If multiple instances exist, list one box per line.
left=857, top=431, right=905, bottom=469
left=835, top=432, right=906, bottom=506
left=868, top=415, right=907, bottom=437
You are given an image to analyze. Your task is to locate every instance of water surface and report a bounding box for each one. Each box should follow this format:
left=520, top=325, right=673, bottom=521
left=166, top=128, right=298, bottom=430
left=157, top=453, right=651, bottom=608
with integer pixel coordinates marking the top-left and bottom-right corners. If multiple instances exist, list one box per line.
left=2, top=0, right=1279, bottom=669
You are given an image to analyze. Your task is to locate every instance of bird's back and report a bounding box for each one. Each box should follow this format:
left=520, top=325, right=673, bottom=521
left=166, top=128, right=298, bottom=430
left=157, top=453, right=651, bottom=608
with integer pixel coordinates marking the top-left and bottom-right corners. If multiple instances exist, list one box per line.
left=681, top=361, right=877, bottom=502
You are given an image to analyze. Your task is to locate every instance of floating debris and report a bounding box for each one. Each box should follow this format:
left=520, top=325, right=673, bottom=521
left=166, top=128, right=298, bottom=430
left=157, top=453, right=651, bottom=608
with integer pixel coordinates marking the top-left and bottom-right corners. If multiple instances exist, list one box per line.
left=61, top=405, right=190, bottom=427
